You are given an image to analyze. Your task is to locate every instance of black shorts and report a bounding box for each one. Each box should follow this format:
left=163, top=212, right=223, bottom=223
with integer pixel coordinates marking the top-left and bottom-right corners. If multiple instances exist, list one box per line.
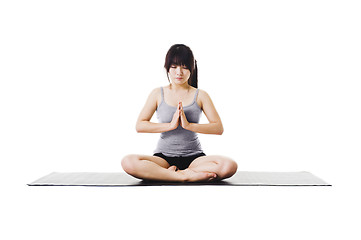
left=153, top=152, right=206, bottom=170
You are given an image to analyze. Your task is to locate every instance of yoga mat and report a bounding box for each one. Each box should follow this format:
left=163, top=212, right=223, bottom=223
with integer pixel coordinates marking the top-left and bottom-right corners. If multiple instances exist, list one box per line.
left=28, top=171, right=331, bottom=186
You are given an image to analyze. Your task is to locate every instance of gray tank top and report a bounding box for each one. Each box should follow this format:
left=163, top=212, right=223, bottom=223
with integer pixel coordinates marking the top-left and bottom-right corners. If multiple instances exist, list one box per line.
left=154, top=87, right=203, bottom=157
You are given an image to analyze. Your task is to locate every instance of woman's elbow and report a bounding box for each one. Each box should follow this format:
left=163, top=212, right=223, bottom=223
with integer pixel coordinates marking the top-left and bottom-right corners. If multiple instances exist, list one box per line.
left=135, top=122, right=143, bottom=133
left=217, top=124, right=224, bottom=135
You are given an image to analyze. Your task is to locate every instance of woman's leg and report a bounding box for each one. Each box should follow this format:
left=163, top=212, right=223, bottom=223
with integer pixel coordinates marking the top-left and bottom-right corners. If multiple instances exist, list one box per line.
left=121, top=154, right=216, bottom=182
left=122, top=154, right=177, bottom=181
left=188, top=155, right=238, bottom=180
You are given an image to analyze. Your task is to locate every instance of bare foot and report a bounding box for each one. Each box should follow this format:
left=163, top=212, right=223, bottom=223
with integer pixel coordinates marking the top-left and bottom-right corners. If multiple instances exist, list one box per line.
left=168, top=165, right=178, bottom=172
left=179, top=168, right=217, bottom=182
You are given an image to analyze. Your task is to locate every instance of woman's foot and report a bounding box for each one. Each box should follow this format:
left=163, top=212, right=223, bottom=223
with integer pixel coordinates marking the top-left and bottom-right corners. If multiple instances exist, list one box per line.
left=178, top=168, right=217, bottom=182
left=168, top=165, right=178, bottom=171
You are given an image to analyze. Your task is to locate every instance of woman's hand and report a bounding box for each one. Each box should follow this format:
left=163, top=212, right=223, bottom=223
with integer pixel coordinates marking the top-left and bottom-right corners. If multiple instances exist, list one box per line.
left=179, top=101, right=190, bottom=129
left=168, top=101, right=191, bottom=131
left=169, top=102, right=181, bottom=130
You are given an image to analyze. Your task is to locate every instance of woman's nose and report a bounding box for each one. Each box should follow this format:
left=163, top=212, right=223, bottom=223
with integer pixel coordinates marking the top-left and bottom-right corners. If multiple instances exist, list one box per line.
left=176, top=67, right=182, bottom=74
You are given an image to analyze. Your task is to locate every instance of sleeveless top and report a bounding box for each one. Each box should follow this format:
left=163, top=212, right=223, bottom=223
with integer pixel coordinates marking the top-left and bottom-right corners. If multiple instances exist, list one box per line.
left=154, top=87, right=203, bottom=157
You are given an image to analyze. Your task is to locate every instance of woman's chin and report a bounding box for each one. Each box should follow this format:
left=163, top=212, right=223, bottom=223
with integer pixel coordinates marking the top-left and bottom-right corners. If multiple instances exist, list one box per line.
left=173, top=80, right=187, bottom=85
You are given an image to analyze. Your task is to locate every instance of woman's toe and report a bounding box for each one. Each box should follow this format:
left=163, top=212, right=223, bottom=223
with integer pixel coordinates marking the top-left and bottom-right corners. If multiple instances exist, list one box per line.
left=207, top=172, right=217, bottom=181
left=168, top=165, right=178, bottom=171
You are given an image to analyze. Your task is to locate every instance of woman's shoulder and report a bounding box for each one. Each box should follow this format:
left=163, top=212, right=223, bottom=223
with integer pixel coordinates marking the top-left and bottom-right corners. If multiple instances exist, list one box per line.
left=197, top=88, right=211, bottom=100
left=148, top=86, right=166, bottom=103
left=148, top=86, right=163, bottom=96
left=195, top=88, right=212, bottom=110
left=153, top=85, right=172, bottom=93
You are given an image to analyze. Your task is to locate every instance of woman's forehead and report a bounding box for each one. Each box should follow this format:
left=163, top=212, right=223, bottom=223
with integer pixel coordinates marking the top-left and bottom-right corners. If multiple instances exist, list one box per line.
left=171, top=57, right=190, bottom=66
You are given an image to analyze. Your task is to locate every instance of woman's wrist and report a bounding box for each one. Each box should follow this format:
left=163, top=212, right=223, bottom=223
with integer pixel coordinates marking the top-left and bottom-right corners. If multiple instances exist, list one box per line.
left=183, top=122, right=193, bottom=131
left=168, top=122, right=177, bottom=131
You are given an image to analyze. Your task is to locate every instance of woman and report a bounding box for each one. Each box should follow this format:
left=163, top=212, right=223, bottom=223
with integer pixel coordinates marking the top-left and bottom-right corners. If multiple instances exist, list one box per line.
left=121, top=44, right=238, bottom=182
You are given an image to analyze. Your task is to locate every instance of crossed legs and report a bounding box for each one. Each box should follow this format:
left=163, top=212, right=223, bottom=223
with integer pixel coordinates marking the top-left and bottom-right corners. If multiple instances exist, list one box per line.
left=121, top=154, right=238, bottom=182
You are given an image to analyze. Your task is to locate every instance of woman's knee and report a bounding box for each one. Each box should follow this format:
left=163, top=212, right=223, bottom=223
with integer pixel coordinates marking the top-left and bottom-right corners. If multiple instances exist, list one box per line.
left=219, top=157, right=238, bottom=179
left=121, top=154, right=140, bottom=174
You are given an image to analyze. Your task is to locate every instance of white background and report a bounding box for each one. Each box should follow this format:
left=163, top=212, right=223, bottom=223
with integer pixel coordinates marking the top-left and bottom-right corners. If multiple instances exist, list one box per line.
left=1, top=0, right=360, bottom=239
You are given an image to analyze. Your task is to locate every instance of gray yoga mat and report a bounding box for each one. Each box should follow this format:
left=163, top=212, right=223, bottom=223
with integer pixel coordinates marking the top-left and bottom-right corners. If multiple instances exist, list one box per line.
left=28, top=171, right=331, bottom=186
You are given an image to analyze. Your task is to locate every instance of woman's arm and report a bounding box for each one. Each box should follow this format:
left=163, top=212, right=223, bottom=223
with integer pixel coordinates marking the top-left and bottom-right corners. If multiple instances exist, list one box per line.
left=181, top=90, right=224, bottom=135
left=136, top=88, right=179, bottom=133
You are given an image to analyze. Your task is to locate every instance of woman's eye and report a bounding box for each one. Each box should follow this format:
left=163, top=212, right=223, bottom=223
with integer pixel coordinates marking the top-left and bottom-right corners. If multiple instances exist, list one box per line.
left=170, top=65, right=188, bottom=69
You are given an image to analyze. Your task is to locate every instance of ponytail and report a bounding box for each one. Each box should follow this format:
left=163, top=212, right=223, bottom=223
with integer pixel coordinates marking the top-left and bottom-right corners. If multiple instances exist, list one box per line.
left=189, top=59, right=198, bottom=88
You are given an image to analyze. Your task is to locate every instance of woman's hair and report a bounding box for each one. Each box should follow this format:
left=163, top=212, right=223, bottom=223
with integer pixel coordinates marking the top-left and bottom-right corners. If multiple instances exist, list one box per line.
left=164, top=44, right=198, bottom=88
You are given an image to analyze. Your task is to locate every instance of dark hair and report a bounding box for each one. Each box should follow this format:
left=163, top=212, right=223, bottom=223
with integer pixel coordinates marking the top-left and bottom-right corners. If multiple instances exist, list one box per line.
left=164, top=44, right=198, bottom=88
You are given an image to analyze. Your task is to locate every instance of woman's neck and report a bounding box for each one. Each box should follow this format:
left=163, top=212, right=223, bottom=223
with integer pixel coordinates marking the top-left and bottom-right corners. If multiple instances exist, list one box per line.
left=169, top=83, right=190, bottom=91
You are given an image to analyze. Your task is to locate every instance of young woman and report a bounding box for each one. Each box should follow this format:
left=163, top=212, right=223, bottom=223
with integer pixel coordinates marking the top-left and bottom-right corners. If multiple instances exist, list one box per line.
left=121, top=44, right=238, bottom=182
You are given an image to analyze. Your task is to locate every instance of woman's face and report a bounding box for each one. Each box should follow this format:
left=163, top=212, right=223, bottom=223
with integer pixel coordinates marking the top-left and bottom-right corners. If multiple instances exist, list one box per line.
left=168, top=64, right=191, bottom=85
